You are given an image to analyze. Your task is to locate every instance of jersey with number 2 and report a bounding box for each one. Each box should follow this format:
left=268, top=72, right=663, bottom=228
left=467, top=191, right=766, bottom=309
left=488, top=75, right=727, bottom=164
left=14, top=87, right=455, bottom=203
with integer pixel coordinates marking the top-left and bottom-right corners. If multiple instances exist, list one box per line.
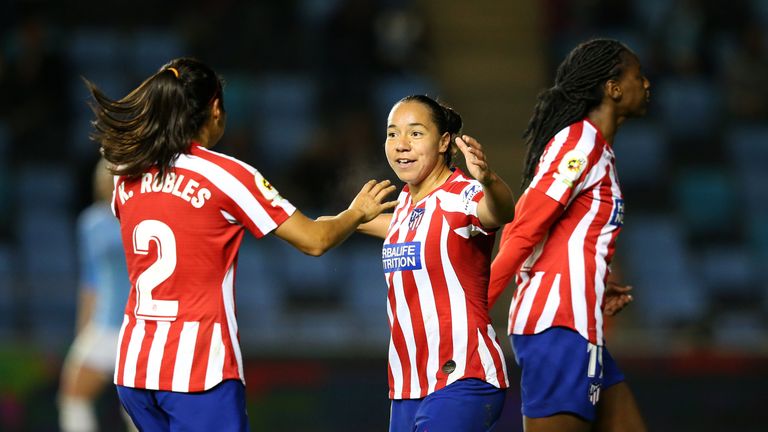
left=112, top=144, right=295, bottom=393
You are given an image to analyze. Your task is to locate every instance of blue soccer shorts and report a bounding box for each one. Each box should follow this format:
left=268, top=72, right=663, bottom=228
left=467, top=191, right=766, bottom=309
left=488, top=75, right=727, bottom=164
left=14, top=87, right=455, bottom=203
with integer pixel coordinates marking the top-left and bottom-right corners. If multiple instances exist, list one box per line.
left=117, top=379, right=249, bottom=432
left=389, top=378, right=506, bottom=432
left=511, top=326, right=625, bottom=422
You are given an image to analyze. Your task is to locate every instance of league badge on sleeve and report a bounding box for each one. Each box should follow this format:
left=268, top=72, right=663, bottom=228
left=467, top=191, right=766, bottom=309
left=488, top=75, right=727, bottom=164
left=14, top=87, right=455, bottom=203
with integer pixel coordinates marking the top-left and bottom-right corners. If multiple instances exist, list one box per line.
left=554, top=149, right=588, bottom=188
left=254, top=171, right=284, bottom=204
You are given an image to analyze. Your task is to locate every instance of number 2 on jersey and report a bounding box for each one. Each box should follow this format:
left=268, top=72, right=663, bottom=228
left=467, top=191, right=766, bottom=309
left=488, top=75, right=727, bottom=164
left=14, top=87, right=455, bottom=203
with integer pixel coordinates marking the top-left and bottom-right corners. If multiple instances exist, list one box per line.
left=132, top=220, right=179, bottom=321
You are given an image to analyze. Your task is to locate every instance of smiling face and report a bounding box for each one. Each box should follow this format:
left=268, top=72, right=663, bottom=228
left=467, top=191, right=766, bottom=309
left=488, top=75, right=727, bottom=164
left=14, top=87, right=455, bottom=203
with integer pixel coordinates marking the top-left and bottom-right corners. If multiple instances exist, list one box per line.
left=385, top=101, right=451, bottom=190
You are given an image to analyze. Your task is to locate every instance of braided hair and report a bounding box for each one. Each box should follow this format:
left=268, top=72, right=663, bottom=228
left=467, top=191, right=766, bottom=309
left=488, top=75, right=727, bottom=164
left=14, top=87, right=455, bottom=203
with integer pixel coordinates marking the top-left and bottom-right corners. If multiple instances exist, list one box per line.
left=86, top=57, right=224, bottom=179
left=398, top=95, right=462, bottom=166
left=521, top=38, right=632, bottom=188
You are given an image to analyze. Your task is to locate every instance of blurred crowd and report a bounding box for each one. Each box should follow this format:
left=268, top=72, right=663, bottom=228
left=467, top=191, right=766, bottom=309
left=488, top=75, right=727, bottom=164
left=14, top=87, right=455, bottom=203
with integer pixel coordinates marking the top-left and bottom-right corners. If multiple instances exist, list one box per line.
left=1, top=0, right=767, bottom=430
left=0, top=0, right=766, bottom=357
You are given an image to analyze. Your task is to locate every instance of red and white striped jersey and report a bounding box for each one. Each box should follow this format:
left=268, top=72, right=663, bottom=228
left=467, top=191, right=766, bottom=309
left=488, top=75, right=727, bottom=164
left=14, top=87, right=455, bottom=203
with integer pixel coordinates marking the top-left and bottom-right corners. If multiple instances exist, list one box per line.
left=111, top=144, right=295, bottom=392
left=501, top=118, right=623, bottom=346
left=383, top=168, right=509, bottom=400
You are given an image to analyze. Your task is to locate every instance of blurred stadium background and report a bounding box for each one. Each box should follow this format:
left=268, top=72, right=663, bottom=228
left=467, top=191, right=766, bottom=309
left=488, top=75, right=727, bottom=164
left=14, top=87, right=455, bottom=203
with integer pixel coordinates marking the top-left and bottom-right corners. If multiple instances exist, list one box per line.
left=1, top=0, right=767, bottom=430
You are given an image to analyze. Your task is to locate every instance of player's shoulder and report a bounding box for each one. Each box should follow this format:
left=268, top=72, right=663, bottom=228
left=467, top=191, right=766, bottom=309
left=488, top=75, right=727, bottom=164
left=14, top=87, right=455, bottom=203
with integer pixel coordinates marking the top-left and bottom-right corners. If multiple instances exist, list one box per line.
left=435, top=170, right=483, bottom=209
left=184, top=145, right=257, bottom=174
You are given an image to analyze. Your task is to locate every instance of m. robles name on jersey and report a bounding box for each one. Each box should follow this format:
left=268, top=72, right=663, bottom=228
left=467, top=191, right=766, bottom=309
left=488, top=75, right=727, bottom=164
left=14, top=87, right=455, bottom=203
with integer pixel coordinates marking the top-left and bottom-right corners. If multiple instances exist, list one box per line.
left=116, top=172, right=211, bottom=208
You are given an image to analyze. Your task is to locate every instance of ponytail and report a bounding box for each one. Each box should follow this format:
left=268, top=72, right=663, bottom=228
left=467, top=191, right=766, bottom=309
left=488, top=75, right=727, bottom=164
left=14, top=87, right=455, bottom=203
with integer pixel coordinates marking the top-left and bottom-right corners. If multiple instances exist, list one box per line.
left=86, top=57, right=223, bottom=179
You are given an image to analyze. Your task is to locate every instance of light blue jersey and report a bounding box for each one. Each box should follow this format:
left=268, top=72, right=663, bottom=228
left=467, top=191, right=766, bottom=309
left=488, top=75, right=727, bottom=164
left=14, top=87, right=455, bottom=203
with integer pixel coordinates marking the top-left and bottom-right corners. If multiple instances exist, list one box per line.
left=78, top=202, right=129, bottom=329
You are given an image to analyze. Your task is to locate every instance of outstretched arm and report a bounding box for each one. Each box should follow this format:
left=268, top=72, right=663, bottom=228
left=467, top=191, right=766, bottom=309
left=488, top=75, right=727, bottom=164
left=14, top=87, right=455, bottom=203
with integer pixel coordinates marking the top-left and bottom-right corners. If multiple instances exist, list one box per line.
left=274, top=180, right=398, bottom=256
left=455, top=135, right=515, bottom=228
left=356, top=213, right=393, bottom=239
left=488, top=189, right=565, bottom=308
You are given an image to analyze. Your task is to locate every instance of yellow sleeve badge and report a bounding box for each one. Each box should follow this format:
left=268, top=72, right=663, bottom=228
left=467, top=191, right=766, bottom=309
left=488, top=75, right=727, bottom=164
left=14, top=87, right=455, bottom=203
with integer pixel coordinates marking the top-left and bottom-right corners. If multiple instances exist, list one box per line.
left=553, top=149, right=588, bottom=188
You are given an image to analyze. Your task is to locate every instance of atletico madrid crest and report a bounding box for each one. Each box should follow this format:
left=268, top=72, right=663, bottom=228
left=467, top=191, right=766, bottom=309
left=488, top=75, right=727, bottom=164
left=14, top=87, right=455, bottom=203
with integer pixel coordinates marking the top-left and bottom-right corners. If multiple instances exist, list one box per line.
left=409, top=208, right=425, bottom=231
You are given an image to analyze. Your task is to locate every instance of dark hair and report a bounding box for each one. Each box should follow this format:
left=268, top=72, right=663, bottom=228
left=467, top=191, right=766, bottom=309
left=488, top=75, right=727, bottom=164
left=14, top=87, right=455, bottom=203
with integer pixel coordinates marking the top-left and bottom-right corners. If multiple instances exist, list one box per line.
left=521, top=38, right=632, bottom=188
left=86, top=57, right=224, bottom=179
left=399, top=94, right=462, bottom=166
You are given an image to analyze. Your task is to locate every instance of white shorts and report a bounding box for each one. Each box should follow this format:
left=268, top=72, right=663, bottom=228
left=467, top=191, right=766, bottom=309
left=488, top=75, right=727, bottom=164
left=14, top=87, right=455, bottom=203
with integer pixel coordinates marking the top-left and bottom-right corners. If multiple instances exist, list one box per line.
left=65, top=324, right=120, bottom=374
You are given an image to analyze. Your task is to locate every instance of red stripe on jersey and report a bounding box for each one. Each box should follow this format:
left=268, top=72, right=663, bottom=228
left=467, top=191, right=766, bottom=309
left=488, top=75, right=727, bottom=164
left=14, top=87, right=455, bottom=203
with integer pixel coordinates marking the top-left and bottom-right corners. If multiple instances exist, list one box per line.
left=521, top=275, right=550, bottom=334
left=189, top=324, right=212, bottom=392
left=158, top=322, right=183, bottom=390
left=425, top=213, right=453, bottom=391
left=115, top=318, right=134, bottom=386
left=388, top=282, right=413, bottom=398
left=584, top=170, right=613, bottom=341
left=401, top=220, right=431, bottom=396
left=133, top=321, right=157, bottom=389
left=478, top=328, right=507, bottom=387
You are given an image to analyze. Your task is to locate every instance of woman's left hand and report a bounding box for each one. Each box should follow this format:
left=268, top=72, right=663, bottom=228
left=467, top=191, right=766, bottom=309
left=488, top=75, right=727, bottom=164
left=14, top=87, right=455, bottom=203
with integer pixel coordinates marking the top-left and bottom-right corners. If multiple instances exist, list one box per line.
left=456, top=135, right=493, bottom=185
left=604, top=281, right=634, bottom=316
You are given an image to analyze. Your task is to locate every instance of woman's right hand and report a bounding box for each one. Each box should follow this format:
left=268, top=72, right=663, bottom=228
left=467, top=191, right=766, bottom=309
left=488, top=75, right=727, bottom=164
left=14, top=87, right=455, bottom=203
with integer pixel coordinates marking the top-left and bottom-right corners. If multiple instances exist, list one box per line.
left=348, top=179, right=399, bottom=223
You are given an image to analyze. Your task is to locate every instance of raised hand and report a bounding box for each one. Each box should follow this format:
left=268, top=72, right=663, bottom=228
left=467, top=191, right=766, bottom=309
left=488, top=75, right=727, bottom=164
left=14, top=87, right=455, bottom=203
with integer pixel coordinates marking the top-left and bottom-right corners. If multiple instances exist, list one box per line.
left=456, top=135, right=493, bottom=185
left=349, top=179, right=399, bottom=223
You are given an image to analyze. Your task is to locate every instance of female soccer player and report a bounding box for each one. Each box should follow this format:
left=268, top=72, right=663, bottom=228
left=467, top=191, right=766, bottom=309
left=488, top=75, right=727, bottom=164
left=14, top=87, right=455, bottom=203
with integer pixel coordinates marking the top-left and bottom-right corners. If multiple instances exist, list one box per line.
left=86, top=57, right=397, bottom=431
left=59, top=158, right=136, bottom=432
left=488, top=39, right=649, bottom=432
left=358, top=95, right=516, bottom=432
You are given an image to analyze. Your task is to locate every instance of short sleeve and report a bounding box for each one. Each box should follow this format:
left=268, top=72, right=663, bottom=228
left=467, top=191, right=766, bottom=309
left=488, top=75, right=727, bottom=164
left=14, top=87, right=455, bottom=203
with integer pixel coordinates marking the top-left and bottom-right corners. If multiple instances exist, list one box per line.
left=528, top=121, right=602, bottom=206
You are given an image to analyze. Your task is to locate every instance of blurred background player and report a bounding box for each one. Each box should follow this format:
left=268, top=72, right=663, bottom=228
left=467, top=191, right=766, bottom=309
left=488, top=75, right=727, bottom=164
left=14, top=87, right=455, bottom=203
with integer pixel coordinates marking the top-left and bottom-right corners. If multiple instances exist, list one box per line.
left=357, top=95, right=516, bottom=431
left=488, top=38, right=648, bottom=432
left=58, top=158, right=136, bottom=432
left=86, top=57, right=397, bottom=432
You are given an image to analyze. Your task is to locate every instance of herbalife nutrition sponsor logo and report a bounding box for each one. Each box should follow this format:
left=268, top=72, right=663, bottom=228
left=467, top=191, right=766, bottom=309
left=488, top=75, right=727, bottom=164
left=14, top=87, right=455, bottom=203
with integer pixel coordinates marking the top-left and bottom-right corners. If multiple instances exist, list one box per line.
left=382, top=242, right=422, bottom=273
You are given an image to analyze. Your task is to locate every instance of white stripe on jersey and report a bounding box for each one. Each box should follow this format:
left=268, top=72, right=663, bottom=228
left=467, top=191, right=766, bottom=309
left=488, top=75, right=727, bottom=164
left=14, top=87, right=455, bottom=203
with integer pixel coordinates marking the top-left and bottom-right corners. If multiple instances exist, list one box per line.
left=488, top=324, right=510, bottom=387
left=205, top=323, right=225, bottom=390
left=592, top=157, right=622, bottom=343
left=412, top=197, right=440, bottom=395
left=114, top=315, right=129, bottom=383
left=513, top=272, right=543, bottom=334
left=564, top=125, right=598, bottom=204
left=441, top=217, right=468, bottom=385
left=476, top=328, right=500, bottom=388
left=530, top=127, right=569, bottom=190
left=221, top=264, right=244, bottom=384
left=123, top=319, right=146, bottom=387
left=145, top=321, right=170, bottom=390
left=194, top=146, right=296, bottom=216
left=173, top=155, right=291, bottom=235
left=535, top=273, right=561, bottom=333
left=172, top=321, right=199, bottom=392
left=567, top=186, right=602, bottom=337
left=387, top=301, right=404, bottom=399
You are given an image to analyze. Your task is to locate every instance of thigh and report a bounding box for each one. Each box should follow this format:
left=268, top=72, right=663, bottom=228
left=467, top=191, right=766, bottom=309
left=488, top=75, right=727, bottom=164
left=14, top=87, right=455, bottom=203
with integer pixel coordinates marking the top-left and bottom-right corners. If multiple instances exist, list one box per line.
left=593, top=382, right=647, bottom=432
left=389, top=399, right=421, bottom=432
left=117, top=385, right=170, bottom=432
left=523, top=413, right=591, bottom=432
left=156, top=380, right=250, bottom=432
left=414, top=379, right=506, bottom=432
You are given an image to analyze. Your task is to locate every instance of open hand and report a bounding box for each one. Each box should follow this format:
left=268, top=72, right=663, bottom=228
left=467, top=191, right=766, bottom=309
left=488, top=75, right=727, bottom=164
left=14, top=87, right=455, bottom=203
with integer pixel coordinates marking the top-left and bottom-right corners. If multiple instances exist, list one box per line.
left=456, top=135, right=494, bottom=185
left=349, top=179, right=399, bottom=223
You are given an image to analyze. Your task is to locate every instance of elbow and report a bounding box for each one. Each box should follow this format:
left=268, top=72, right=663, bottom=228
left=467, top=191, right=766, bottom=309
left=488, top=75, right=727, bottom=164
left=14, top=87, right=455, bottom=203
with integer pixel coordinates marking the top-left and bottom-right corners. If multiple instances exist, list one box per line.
left=301, top=233, right=334, bottom=256
left=303, top=246, right=327, bottom=257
